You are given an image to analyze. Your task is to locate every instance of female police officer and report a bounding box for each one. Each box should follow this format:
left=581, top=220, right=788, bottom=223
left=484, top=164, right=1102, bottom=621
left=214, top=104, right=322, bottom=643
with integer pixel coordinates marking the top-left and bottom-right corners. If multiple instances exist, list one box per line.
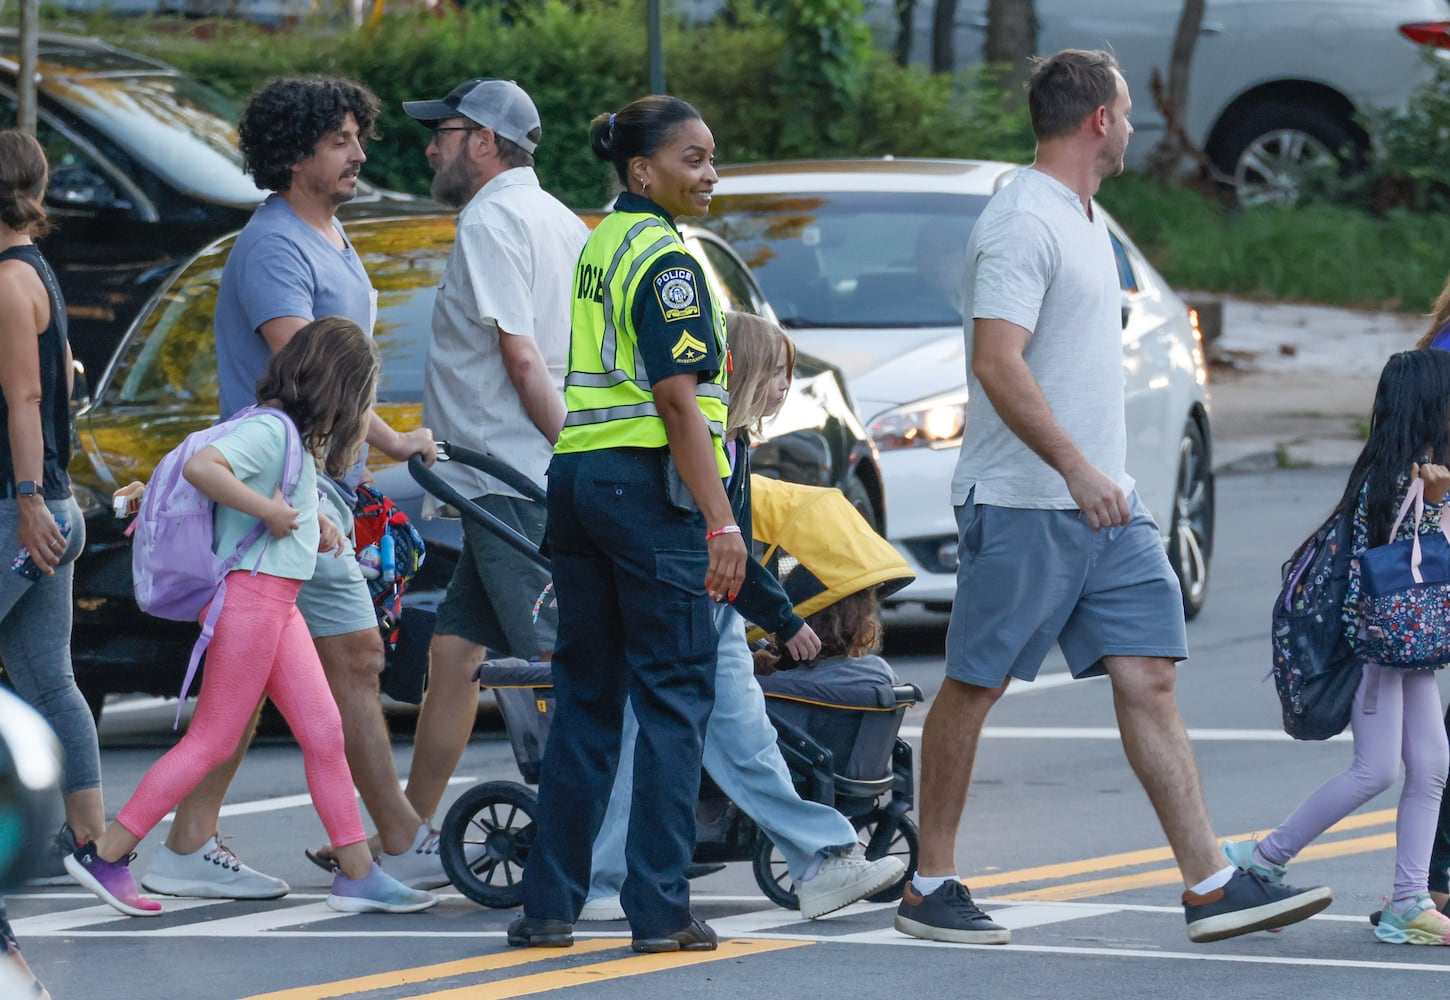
left=509, top=95, right=745, bottom=954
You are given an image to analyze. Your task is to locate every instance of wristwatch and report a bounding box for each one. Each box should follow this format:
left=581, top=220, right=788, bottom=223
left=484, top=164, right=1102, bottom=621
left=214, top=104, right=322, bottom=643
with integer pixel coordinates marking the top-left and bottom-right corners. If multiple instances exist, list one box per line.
left=15, top=480, right=39, bottom=498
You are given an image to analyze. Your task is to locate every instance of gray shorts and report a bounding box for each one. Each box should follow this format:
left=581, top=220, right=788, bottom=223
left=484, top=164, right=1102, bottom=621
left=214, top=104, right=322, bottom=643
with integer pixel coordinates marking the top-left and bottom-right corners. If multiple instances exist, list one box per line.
left=296, top=476, right=378, bottom=639
left=946, top=488, right=1188, bottom=686
left=434, top=493, right=556, bottom=659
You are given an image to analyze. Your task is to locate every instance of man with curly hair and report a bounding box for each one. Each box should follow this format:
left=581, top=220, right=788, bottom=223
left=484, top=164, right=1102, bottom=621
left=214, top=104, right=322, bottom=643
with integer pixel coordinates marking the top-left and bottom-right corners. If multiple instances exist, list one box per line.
left=138, top=76, right=447, bottom=902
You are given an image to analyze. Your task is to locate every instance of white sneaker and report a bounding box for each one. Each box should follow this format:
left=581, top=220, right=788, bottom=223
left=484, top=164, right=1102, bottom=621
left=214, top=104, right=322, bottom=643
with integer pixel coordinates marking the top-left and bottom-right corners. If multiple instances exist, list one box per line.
left=578, top=894, right=626, bottom=921
left=140, top=836, right=290, bottom=900
left=796, top=847, right=906, bottom=920
left=379, top=824, right=450, bottom=890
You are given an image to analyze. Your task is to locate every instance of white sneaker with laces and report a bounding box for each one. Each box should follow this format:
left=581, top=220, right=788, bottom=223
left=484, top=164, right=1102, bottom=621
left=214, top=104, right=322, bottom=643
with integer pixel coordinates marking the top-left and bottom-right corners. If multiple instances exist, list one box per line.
left=379, top=824, right=450, bottom=890
left=796, top=846, right=906, bottom=920
left=141, top=836, right=290, bottom=900
left=578, top=894, right=626, bottom=921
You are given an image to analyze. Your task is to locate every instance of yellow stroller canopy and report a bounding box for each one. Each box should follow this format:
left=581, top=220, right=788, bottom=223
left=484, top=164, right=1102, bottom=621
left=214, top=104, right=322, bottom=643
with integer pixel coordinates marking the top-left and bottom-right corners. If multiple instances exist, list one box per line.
left=748, top=474, right=915, bottom=635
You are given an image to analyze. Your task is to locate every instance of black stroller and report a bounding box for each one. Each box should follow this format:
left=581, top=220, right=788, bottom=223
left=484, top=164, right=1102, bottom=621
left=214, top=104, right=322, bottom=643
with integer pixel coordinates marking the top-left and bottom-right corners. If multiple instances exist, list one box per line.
left=409, top=445, right=921, bottom=911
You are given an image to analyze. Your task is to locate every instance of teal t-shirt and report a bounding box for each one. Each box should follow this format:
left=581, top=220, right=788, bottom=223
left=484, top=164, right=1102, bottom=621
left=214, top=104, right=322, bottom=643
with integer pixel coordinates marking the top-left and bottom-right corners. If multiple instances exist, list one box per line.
left=210, top=412, right=320, bottom=581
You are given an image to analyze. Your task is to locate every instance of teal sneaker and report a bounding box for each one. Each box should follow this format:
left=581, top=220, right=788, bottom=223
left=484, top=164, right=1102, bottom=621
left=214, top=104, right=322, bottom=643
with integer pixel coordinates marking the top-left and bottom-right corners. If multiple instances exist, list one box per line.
left=1221, top=839, right=1287, bottom=884
left=1375, top=894, right=1450, bottom=945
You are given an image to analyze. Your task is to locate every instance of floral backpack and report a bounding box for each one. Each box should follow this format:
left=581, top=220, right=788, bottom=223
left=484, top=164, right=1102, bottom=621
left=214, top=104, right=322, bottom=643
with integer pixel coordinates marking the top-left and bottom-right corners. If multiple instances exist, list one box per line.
left=352, top=483, right=426, bottom=650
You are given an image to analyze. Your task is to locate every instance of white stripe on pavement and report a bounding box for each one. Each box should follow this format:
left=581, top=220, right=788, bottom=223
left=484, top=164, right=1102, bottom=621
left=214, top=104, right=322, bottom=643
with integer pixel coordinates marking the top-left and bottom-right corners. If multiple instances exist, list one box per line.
left=157, top=775, right=478, bottom=823
left=898, top=726, right=1349, bottom=742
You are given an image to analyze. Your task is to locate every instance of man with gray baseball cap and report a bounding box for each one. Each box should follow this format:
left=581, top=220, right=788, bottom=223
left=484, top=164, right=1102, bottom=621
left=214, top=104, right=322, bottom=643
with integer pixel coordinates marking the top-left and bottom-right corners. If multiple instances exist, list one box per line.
left=402, top=78, right=541, bottom=153
left=397, top=80, right=588, bottom=831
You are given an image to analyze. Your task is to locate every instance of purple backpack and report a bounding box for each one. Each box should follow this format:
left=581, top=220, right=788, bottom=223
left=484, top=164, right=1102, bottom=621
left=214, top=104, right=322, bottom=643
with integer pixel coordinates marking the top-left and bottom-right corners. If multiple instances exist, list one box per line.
left=130, top=405, right=305, bottom=727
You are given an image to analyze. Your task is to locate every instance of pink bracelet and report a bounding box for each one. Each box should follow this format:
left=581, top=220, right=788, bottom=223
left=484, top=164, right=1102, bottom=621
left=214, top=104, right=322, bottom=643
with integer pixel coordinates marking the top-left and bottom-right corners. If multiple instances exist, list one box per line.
left=705, top=524, right=742, bottom=542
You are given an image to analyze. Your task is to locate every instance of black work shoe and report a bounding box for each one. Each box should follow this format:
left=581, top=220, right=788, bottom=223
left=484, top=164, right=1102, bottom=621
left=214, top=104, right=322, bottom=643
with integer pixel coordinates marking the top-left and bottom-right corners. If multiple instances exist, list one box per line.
left=893, top=880, right=1011, bottom=944
left=631, top=915, right=718, bottom=953
left=507, top=915, right=573, bottom=948
left=1183, top=869, right=1333, bottom=943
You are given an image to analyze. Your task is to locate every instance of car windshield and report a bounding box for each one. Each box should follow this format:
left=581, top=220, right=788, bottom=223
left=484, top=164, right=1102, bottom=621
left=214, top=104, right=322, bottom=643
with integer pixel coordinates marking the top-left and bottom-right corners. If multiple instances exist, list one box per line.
left=50, top=72, right=265, bottom=205
left=706, top=190, right=988, bottom=329
left=102, top=218, right=454, bottom=409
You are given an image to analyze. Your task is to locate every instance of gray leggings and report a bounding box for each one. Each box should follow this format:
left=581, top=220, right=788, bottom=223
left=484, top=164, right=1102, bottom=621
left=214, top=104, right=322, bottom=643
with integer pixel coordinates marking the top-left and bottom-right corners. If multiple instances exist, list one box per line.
left=1260, top=663, right=1449, bottom=901
left=0, top=496, right=99, bottom=796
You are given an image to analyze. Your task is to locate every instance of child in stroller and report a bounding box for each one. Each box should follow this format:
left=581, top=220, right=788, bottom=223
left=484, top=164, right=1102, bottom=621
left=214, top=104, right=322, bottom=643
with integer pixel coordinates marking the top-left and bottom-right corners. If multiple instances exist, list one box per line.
left=432, top=464, right=922, bottom=913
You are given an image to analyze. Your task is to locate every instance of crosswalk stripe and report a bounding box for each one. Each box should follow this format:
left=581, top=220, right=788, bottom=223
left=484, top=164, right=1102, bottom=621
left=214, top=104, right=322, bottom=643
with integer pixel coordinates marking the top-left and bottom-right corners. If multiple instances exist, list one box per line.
left=401, top=939, right=813, bottom=1000
left=9, top=898, right=216, bottom=933
left=237, top=939, right=626, bottom=1000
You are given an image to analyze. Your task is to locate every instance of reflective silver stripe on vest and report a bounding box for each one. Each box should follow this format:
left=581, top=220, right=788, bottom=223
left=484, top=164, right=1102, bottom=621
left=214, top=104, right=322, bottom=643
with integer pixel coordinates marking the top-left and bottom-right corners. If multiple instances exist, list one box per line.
left=562, top=398, right=727, bottom=437
left=599, top=218, right=675, bottom=380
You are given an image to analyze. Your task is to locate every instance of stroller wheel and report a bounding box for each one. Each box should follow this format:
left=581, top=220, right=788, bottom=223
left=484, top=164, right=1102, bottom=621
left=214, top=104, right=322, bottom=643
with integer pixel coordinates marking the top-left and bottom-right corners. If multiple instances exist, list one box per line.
left=439, top=780, right=538, bottom=908
left=853, top=810, right=918, bottom=903
left=752, top=834, right=800, bottom=910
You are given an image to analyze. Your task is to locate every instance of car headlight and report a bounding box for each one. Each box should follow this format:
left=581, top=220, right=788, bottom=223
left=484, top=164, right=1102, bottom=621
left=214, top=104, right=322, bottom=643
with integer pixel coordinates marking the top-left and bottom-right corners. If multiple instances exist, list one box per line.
left=868, top=391, right=969, bottom=451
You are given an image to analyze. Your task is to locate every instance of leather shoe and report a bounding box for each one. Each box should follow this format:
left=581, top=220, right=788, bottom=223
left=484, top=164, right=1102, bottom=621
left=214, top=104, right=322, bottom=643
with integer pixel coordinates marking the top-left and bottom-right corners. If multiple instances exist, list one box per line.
left=631, top=914, right=718, bottom=953
left=507, top=915, right=573, bottom=947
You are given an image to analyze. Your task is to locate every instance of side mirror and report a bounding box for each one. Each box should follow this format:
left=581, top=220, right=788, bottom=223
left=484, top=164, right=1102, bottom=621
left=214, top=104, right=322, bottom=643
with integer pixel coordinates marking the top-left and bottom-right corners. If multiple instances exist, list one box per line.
left=1121, top=300, right=1132, bottom=330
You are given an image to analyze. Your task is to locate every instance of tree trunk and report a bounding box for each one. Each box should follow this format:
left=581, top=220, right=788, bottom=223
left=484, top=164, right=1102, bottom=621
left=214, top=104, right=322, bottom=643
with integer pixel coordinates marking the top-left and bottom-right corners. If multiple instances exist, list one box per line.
left=932, top=0, right=959, bottom=74
left=984, top=0, right=1037, bottom=99
left=894, top=0, right=916, bottom=67
left=1145, top=0, right=1207, bottom=181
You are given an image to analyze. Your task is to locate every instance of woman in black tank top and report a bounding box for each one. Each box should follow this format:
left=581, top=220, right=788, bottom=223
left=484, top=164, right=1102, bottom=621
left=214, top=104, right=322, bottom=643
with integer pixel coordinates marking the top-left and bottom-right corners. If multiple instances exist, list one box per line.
left=0, top=128, right=103, bottom=1000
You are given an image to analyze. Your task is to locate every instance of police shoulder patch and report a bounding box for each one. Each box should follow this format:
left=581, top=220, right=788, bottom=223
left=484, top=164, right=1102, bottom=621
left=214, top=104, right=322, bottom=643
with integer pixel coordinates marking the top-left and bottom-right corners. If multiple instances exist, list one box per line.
left=670, top=331, right=709, bottom=364
left=654, top=266, right=701, bottom=322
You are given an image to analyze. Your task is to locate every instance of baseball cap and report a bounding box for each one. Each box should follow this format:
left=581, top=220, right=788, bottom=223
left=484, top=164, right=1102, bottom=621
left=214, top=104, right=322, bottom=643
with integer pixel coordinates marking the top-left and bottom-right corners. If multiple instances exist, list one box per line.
left=402, top=78, right=541, bottom=153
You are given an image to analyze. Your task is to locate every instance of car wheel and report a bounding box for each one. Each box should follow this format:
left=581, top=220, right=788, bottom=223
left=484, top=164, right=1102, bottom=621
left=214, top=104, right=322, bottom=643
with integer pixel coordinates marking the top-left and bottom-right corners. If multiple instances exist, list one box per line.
left=842, top=473, right=882, bottom=533
left=1211, top=101, right=1365, bottom=207
left=1169, top=419, right=1214, bottom=620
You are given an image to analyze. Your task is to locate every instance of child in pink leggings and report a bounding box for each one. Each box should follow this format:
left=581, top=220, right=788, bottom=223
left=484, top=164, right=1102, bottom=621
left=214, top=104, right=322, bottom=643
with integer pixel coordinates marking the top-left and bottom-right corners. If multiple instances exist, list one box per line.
left=66, top=318, right=435, bottom=917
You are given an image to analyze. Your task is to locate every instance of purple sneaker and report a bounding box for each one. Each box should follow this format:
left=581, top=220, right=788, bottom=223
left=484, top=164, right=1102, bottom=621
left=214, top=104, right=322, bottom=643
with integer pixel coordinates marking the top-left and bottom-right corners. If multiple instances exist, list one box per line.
left=327, top=861, right=438, bottom=914
left=64, top=842, right=163, bottom=917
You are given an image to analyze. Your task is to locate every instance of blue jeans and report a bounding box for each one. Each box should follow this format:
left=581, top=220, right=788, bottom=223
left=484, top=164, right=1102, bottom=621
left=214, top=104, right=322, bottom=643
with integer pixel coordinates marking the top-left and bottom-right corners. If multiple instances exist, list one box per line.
left=587, top=602, right=856, bottom=898
left=0, top=496, right=97, bottom=795
left=521, top=450, right=717, bottom=938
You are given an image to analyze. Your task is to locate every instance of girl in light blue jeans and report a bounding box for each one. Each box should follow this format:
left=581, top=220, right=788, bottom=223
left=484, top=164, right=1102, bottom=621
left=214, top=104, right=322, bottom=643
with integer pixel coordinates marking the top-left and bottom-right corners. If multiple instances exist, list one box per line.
left=582, top=314, right=904, bottom=921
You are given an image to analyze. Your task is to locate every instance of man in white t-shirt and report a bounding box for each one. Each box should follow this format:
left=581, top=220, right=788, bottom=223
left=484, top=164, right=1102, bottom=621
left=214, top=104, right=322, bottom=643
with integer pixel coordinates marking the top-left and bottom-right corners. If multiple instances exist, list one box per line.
left=400, top=79, right=588, bottom=827
left=895, top=49, right=1332, bottom=947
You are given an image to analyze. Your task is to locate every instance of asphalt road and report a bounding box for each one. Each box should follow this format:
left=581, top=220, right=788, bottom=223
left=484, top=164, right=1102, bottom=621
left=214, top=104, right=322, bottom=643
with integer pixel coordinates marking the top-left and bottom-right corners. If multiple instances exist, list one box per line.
left=14, top=464, right=1450, bottom=998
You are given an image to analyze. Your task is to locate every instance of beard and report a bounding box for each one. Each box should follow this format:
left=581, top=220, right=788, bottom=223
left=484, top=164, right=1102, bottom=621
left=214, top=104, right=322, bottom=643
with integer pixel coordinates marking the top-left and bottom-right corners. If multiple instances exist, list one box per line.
left=431, top=152, right=475, bottom=209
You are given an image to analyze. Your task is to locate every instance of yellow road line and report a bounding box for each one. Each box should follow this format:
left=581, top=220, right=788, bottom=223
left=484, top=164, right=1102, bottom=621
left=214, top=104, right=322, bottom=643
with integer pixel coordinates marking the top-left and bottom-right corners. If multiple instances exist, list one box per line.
left=968, top=808, right=1398, bottom=893
left=237, top=939, right=626, bottom=1000
left=997, top=832, right=1399, bottom=902
left=404, top=939, right=812, bottom=1000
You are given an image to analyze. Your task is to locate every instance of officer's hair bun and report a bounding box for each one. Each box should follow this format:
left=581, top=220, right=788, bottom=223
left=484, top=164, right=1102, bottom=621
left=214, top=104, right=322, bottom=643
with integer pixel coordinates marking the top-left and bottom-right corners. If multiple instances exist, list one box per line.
left=589, top=111, right=615, bottom=163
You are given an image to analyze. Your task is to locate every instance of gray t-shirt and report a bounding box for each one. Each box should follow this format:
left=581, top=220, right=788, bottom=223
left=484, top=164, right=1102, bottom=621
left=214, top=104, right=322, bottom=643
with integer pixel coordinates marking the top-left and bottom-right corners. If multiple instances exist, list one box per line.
left=423, top=167, right=588, bottom=499
left=214, top=195, right=377, bottom=487
left=950, top=167, right=1133, bottom=509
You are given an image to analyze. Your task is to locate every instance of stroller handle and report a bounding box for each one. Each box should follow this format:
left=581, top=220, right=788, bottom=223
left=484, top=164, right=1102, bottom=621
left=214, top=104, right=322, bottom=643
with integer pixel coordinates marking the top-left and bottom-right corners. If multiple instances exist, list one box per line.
left=407, top=449, right=550, bottom=570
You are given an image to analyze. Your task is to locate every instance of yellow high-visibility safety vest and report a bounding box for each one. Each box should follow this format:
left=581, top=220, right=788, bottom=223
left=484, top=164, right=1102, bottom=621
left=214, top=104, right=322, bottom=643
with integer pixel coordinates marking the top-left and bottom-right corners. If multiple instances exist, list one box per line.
left=556, top=209, right=730, bottom=476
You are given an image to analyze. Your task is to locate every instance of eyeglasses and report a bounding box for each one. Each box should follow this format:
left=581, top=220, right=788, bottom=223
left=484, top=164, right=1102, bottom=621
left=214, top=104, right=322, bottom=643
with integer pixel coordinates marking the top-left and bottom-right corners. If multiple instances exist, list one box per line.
left=430, top=125, right=478, bottom=140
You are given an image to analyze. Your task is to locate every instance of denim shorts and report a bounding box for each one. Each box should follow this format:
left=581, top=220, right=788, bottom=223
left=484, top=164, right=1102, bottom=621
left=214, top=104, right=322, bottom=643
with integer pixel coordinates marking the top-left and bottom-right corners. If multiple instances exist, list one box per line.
left=945, top=488, right=1188, bottom=686
left=296, top=477, right=377, bottom=639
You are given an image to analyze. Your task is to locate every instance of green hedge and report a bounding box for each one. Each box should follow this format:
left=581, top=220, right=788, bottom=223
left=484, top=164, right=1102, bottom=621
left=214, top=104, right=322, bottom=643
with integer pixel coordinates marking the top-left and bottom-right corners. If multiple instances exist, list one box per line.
left=45, top=1, right=1032, bottom=207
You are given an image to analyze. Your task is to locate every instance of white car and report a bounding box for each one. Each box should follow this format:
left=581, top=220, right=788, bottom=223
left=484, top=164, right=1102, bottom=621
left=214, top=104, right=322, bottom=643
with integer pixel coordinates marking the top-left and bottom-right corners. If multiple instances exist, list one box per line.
left=707, top=158, right=1214, bottom=619
left=903, top=0, right=1450, bottom=205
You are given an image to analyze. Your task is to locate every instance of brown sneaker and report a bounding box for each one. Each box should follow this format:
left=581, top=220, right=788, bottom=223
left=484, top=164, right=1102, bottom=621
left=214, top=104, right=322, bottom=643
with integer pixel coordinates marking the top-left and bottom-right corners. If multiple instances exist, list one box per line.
left=631, top=915, right=718, bottom=953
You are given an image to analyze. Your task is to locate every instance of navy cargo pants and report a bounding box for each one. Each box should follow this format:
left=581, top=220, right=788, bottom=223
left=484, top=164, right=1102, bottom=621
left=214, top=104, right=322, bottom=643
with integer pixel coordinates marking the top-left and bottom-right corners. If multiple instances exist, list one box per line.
left=521, top=447, right=718, bottom=938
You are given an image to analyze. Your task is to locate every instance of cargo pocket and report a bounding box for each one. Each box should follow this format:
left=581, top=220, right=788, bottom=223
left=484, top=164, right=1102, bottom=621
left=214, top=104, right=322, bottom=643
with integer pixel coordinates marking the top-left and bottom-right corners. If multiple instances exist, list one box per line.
left=654, top=547, right=714, bottom=651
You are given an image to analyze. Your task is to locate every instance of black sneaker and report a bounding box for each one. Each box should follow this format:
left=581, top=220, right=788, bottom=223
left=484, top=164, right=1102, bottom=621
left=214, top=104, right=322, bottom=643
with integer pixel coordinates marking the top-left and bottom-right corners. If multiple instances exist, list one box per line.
left=506, top=915, right=573, bottom=948
left=894, top=880, right=1011, bottom=944
left=632, top=915, right=718, bottom=953
left=1183, top=868, right=1333, bottom=942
